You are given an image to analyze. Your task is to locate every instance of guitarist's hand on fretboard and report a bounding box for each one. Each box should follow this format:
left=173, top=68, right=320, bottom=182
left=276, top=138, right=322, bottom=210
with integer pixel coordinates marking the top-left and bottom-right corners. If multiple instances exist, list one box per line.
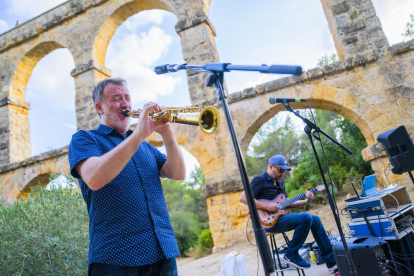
left=305, top=190, right=314, bottom=203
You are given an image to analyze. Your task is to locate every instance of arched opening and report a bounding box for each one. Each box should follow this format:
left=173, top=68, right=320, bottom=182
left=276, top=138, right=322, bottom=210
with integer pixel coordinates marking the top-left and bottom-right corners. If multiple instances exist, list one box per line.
left=241, top=98, right=375, bottom=155
left=24, top=48, right=76, bottom=156
left=209, top=0, right=337, bottom=93
left=19, top=173, right=50, bottom=199
left=11, top=41, right=65, bottom=100
left=245, top=106, right=374, bottom=197
left=93, top=0, right=174, bottom=66
left=104, top=9, right=190, bottom=109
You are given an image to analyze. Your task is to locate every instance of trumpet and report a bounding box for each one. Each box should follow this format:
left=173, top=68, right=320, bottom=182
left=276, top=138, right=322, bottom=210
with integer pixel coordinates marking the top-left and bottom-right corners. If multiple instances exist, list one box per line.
left=122, top=106, right=220, bottom=134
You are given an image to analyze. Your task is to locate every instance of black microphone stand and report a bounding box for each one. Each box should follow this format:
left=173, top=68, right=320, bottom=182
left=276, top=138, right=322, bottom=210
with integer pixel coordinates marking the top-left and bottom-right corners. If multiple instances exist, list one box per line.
left=205, top=69, right=276, bottom=276
left=154, top=62, right=303, bottom=275
left=281, top=103, right=357, bottom=276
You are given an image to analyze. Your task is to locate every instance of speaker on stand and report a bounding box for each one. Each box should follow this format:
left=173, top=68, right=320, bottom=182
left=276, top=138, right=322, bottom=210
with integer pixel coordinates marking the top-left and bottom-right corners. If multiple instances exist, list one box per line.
left=377, top=125, right=414, bottom=184
left=377, top=125, right=414, bottom=274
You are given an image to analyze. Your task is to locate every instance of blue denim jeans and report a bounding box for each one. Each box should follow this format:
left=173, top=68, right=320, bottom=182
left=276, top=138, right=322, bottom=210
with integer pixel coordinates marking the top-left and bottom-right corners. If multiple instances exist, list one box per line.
left=89, top=257, right=178, bottom=276
left=266, top=212, right=335, bottom=267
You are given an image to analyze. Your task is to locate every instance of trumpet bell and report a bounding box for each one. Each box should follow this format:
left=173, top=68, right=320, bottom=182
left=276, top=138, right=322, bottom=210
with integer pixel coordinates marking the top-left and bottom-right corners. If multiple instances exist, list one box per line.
left=199, top=106, right=220, bottom=134
left=173, top=106, right=220, bottom=134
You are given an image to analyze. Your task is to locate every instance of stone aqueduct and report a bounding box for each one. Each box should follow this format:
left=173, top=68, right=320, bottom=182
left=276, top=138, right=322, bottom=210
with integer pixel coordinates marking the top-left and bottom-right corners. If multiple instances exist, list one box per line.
left=1, top=0, right=414, bottom=249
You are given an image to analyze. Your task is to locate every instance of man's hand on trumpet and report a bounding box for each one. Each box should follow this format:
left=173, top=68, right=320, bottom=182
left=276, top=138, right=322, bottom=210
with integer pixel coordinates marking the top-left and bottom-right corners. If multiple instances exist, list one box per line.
left=135, top=102, right=170, bottom=139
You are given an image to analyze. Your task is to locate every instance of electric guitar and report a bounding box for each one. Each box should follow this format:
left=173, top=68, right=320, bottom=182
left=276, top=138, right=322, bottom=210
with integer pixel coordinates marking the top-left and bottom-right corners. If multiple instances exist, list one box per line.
left=257, top=185, right=326, bottom=228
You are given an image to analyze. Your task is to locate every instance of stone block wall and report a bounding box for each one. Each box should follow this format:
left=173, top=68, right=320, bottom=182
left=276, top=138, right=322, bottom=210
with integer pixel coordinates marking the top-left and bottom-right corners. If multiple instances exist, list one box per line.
left=1, top=0, right=414, bottom=252
left=0, top=147, right=69, bottom=206
left=321, top=0, right=389, bottom=60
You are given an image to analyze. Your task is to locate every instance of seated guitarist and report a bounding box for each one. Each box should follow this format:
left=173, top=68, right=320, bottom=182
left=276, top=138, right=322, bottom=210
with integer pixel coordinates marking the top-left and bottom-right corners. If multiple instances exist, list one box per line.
left=239, top=155, right=337, bottom=273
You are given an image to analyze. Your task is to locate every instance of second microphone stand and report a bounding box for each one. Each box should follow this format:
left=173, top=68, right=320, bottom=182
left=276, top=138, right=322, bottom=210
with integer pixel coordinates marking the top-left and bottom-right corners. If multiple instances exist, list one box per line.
left=282, top=103, right=357, bottom=276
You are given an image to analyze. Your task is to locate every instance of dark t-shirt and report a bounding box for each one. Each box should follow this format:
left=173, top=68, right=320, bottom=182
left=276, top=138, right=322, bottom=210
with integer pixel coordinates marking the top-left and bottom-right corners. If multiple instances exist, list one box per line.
left=251, top=171, right=287, bottom=200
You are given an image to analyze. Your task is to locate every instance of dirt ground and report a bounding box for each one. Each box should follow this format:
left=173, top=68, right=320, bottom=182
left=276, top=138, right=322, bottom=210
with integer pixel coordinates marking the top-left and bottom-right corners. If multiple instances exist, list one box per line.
left=177, top=197, right=349, bottom=276
left=177, top=184, right=414, bottom=275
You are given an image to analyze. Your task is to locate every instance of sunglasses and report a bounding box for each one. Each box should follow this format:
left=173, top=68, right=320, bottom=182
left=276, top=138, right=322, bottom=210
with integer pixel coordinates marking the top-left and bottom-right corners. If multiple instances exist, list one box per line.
left=273, top=165, right=286, bottom=174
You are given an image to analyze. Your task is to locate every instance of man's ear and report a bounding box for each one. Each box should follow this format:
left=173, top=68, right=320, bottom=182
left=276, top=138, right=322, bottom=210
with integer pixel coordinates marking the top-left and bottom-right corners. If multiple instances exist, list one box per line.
left=96, top=102, right=104, bottom=116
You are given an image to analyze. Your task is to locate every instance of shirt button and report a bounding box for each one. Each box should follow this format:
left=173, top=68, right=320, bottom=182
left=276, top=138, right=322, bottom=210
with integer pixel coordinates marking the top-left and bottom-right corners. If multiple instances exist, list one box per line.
left=156, top=229, right=158, bottom=232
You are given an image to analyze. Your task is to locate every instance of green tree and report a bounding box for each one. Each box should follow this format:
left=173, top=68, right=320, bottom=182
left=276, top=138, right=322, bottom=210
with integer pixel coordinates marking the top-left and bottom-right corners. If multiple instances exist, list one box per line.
left=285, top=111, right=373, bottom=196
left=246, top=115, right=304, bottom=176
left=161, top=166, right=209, bottom=227
left=0, top=175, right=89, bottom=275
left=169, top=210, right=200, bottom=255
left=183, top=166, right=209, bottom=227
left=161, top=167, right=213, bottom=255
left=317, top=53, right=338, bottom=68
left=402, top=13, right=414, bottom=41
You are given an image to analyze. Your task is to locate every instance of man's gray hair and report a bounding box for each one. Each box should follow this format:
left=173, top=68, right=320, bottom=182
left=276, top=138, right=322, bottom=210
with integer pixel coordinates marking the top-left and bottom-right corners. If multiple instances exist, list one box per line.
left=92, top=78, right=128, bottom=117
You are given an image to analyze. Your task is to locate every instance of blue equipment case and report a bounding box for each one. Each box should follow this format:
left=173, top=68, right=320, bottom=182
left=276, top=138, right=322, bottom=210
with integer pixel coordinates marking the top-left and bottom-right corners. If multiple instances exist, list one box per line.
left=347, top=205, right=414, bottom=240
left=345, top=186, right=410, bottom=221
left=345, top=186, right=414, bottom=240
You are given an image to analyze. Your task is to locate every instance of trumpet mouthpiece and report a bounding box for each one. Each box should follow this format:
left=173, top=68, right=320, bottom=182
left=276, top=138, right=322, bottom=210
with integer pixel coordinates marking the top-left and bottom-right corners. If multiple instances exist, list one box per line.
left=122, top=110, right=131, bottom=117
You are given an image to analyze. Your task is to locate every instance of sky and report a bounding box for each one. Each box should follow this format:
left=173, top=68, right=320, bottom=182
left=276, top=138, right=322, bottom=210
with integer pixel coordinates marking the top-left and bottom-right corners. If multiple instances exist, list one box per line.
left=0, top=0, right=413, bottom=177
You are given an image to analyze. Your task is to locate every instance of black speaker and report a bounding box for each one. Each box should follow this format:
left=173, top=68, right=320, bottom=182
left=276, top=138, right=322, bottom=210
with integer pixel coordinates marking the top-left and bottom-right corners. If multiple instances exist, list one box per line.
left=377, top=125, right=414, bottom=175
left=333, top=236, right=396, bottom=276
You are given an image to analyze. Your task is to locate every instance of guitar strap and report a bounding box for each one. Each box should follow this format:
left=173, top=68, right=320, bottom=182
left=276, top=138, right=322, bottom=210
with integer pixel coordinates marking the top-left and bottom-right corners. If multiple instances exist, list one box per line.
left=275, top=180, right=288, bottom=197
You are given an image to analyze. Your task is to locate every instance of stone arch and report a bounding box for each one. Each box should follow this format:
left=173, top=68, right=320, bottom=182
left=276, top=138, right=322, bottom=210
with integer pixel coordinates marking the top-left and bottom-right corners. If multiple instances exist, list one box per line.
left=10, top=41, right=69, bottom=100
left=92, top=0, right=176, bottom=66
left=240, top=98, right=373, bottom=157
left=8, top=150, right=70, bottom=201
left=19, top=173, right=51, bottom=198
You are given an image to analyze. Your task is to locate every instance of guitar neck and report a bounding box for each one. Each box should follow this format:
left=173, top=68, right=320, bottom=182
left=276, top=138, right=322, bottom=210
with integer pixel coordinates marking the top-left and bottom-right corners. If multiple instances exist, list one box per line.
left=280, top=187, right=318, bottom=209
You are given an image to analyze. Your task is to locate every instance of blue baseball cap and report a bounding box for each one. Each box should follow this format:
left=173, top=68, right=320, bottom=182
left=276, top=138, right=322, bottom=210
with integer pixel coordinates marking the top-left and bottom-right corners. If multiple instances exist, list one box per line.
left=268, top=155, right=291, bottom=170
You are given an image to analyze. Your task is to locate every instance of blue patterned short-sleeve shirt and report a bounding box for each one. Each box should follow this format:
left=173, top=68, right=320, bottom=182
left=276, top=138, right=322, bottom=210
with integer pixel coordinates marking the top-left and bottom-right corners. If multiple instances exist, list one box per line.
left=68, top=124, right=180, bottom=266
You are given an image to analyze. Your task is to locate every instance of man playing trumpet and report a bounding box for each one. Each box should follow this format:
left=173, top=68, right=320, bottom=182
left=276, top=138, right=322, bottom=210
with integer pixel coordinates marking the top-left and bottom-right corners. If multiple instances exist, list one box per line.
left=69, top=77, right=185, bottom=276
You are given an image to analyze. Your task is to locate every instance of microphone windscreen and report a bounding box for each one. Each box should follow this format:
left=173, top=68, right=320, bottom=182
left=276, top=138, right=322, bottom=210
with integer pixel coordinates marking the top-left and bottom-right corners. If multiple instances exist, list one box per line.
left=268, top=65, right=302, bottom=76
left=269, top=97, right=277, bottom=105
left=154, top=64, right=168, bottom=75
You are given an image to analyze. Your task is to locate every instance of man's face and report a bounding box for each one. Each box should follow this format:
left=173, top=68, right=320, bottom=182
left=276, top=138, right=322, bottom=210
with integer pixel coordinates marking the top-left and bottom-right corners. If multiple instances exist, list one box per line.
left=269, top=164, right=286, bottom=181
left=97, top=83, right=132, bottom=134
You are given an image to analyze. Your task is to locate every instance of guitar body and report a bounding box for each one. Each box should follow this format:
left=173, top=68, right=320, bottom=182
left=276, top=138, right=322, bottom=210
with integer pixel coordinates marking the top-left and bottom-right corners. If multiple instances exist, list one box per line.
left=256, top=185, right=325, bottom=229
left=257, top=193, right=289, bottom=229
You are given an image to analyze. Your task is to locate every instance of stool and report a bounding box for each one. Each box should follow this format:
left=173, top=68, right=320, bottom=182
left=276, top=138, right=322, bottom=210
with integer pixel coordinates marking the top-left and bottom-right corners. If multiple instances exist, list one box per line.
left=266, top=232, right=306, bottom=276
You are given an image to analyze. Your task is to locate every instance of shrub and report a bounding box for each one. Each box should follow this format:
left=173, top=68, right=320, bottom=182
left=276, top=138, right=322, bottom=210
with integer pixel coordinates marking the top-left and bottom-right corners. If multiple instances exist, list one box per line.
left=169, top=210, right=200, bottom=256
left=189, top=228, right=214, bottom=259
left=0, top=177, right=89, bottom=276
left=198, top=228, right=213, bottom=250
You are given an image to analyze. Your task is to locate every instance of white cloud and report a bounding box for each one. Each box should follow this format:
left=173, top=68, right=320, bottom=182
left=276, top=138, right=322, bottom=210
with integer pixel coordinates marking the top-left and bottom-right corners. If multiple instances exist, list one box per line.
left=26, top=49, right=76, bottom=110
left=107, top=26, right=182, bottom=105
left=0, top=20, right=9, bottom=34
left=6, top=0, right=66, bottom=18
left=227, top=73, right=280, bottom=94
left=372, top=0, right=414, bottom=45
left=109, top=26, right=174, bottom=67
left=64, top=123, right=76, bottom=130
left=123, top=10, right=166, bottom=31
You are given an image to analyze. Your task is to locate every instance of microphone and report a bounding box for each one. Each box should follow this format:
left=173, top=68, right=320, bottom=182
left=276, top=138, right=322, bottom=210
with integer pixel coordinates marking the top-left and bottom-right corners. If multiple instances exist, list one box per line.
left=267, top=65, right=302, bottom=75
left=154, top=64, right=187, bottom=75
left=269, top=97, right=306, bottom=104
